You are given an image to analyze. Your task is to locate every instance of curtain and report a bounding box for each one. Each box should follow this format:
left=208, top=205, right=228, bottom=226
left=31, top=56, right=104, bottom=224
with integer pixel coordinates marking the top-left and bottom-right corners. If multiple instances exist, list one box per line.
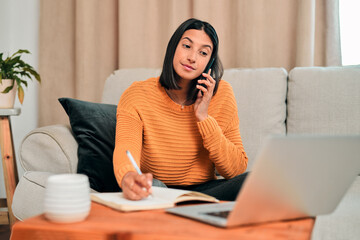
left=39, top=0, right=341, bottom=126
left=38, top=0, right=118, bottom=126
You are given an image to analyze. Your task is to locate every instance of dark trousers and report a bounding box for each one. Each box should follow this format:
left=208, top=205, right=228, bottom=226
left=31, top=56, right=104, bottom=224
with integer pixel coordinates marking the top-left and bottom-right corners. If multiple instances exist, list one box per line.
left=168, top=172, right=249, bottom=201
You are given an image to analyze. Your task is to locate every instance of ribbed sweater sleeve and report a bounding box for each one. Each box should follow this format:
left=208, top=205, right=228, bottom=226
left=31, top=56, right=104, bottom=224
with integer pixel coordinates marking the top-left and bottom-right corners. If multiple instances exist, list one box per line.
left=197, top=80, right=248, bottom=179
left=113, top=82, right=144, bottom=188
left=113, top=111, right=143, bottom=188
left=197, top=114, right=247, bottom=179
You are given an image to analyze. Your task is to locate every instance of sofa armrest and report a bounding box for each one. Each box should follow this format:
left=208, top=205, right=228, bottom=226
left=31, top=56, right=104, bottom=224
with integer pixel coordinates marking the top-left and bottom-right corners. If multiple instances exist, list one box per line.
left=19, top=124, right=78, bottom=174
left=12, top=170, right=99, bottom=220
left=12, top=171, right=56, bottom=220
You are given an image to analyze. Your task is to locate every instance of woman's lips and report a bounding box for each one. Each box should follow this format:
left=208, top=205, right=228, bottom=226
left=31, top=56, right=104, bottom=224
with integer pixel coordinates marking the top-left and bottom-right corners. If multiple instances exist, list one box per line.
left=182, top=64, right=195, bottom=71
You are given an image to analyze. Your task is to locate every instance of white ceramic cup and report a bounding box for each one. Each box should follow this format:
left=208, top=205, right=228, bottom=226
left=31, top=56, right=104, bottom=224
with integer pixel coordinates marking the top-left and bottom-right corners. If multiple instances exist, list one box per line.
left=44, top=174, right=91, bottom=223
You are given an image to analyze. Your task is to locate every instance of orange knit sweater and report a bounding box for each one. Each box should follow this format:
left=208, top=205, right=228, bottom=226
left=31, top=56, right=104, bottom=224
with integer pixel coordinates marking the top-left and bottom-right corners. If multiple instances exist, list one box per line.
left=113, top=77, right=248, bottom=187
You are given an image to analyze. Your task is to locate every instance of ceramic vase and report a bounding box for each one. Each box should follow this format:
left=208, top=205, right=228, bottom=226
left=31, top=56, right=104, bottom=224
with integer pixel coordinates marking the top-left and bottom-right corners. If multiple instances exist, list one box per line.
left=0, top=79, right=17, bottom=108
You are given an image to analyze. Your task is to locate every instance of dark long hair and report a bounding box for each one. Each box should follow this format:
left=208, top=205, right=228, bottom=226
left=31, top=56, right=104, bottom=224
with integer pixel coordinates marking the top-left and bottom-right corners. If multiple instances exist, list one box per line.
left=159, top=18, right=223, bottom=102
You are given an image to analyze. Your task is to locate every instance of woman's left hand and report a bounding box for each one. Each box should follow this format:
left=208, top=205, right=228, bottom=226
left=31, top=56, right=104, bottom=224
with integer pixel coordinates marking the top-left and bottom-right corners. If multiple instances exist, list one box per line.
left=194, top=70, right=215, bottom=122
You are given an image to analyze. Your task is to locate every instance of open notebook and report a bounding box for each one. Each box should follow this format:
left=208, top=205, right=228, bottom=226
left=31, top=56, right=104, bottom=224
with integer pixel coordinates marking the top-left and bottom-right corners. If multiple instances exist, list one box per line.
left=91, top=186, right=219, bottom=212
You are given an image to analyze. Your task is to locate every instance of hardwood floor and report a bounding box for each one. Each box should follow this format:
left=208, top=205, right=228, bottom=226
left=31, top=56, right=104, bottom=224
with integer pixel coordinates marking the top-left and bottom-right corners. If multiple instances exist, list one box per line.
left=0, top=225, right=11, bottom=240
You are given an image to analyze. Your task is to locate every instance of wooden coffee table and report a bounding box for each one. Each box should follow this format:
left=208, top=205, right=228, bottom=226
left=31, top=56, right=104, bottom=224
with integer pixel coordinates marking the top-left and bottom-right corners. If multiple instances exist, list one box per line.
left=10, top=202, right=314, bottom=240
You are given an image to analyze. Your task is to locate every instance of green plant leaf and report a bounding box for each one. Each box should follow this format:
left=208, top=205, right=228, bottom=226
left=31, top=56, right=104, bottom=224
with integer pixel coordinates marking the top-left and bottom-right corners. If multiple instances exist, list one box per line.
left=11, top=49, right=30, bottom=58
left=7, top=56, right=21, bottom=67
left=23, top=67, right=41, bottom=82
left=14, top=76, right=22, bottom=86
left=21, top=80, right=28, bottom=87
left=1, top=84, right=14, bottom=94
left=19, top=71, right=31, bottom=79
left=34, top=71, right=41, bottom=83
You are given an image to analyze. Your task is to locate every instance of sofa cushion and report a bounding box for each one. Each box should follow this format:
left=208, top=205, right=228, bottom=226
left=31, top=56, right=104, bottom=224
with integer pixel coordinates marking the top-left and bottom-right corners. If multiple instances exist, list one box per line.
left=59, top=98, right=120, bottom=192
left=287, top=66, right=360, bottom=134
left=223, top=68, right=288, bottom=169
left=101, top=68, right=161, bottom=105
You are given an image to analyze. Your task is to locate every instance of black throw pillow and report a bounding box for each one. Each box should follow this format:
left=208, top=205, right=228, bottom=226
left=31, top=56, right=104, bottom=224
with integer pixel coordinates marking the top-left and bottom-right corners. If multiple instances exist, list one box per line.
left=59, top=98, right=121, bottom=192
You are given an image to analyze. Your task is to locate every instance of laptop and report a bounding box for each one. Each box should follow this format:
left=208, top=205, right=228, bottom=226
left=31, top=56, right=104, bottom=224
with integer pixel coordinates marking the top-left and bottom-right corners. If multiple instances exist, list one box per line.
left=166, top=135, right=360, bottom=227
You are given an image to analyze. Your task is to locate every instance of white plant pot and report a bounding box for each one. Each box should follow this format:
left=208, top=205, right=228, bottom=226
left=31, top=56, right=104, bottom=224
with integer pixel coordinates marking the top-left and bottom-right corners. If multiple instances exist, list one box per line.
left=0, top=79, right=17, bottom=108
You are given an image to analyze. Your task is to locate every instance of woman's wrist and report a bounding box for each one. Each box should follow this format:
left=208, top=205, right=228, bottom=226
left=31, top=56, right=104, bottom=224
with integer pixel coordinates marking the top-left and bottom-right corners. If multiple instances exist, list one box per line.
left=196, top=114, right=208, bottom=122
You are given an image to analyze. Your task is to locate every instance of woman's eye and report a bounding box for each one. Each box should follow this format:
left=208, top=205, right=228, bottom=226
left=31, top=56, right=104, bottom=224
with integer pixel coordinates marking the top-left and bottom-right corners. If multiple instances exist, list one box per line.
left=200, top=51, right=208, bottom=56
left=183, top=44, right=190, bottom=49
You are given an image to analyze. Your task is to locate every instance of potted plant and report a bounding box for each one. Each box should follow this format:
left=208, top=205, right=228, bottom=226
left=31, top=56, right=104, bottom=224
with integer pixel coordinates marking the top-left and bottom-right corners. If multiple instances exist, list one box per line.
left=0, top=49, right=41, bottom=108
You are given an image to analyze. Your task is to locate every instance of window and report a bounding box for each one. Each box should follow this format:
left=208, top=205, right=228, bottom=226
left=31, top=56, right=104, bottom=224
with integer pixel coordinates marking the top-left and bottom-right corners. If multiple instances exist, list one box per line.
left=339, top=0, right=360, bottom=65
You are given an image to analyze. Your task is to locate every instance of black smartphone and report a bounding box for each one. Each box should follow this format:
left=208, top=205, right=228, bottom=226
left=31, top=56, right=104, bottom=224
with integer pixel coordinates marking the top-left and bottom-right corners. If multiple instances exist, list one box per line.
left=200, top=57, right=215, bottom=80
left=199, top=57, right=215, bottom=93
left=191, top=57, right=215, bottom=99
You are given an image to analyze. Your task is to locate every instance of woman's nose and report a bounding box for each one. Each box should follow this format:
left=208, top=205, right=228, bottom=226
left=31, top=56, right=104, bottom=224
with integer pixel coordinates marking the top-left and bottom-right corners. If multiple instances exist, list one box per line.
left=187, top=51, right=196, bottom=63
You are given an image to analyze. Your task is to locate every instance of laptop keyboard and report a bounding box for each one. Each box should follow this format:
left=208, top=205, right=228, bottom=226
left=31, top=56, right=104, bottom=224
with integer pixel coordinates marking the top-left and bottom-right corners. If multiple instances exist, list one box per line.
left=204, top=210, right=230, bottom=219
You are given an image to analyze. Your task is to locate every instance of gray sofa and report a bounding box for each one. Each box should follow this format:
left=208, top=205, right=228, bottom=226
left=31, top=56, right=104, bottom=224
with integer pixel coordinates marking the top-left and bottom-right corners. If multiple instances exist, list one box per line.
left=12, top=66, right=360, bottom=239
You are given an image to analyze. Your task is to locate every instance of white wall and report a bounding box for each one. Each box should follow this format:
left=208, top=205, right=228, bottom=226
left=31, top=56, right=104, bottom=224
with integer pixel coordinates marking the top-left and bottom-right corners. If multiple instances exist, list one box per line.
left=0, top=0, right=39, bottom=198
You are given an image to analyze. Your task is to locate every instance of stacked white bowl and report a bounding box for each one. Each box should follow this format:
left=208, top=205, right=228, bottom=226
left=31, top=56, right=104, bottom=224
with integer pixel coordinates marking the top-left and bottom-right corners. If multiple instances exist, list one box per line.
left=44, top=174, right=91, bottom=223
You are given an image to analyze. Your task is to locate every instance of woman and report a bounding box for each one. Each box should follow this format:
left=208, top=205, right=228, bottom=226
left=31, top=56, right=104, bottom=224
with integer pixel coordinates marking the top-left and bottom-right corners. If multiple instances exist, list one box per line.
left=113, top=18, right=248, bottom=201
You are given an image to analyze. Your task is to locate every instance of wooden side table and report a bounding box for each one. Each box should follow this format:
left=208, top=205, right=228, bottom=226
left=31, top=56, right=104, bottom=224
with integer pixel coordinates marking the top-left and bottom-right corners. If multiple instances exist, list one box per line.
left=0, top=108, right=20, bottom=227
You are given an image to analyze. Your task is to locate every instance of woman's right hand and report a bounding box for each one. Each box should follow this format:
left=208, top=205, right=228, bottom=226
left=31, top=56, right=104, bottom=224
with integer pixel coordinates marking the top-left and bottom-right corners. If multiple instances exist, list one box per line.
left=121, top=171, right=153, bottom=200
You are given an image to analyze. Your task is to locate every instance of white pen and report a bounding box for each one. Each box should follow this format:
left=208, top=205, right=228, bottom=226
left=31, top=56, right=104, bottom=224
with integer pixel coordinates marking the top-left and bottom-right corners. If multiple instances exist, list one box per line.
left=126, top=150, right=142, bottom=175
left=126, top=150, right=152, bottom=196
